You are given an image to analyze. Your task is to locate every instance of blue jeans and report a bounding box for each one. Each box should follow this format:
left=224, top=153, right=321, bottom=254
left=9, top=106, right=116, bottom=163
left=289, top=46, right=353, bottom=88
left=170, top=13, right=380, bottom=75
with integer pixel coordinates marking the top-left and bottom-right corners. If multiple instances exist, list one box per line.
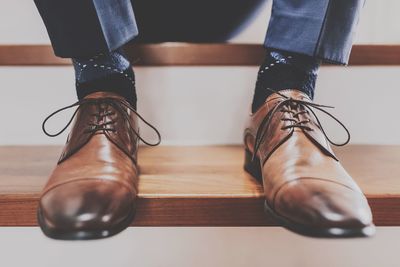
left=34, top=0, right=365, bottom=64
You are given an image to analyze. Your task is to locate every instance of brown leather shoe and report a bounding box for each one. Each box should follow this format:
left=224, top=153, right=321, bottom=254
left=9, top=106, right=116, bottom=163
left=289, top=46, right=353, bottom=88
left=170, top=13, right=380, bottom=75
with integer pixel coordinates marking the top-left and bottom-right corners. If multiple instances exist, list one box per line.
left=38, top=92, right=160, bottom=240
left=244, top=89, right=375, bottom=238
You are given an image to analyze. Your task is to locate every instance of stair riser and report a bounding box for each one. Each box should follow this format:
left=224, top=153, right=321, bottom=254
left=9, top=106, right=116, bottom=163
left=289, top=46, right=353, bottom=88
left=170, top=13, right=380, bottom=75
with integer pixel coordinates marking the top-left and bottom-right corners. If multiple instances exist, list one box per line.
left=0, top=66, right=399, bottom=145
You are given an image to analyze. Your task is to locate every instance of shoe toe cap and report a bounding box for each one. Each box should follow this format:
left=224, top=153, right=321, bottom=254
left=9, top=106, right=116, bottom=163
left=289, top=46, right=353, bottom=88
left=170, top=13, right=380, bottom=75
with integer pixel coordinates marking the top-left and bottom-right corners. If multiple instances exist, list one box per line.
left=273, top=179, right=374, bottom=232
left=38, top=179, right=135, bottom=238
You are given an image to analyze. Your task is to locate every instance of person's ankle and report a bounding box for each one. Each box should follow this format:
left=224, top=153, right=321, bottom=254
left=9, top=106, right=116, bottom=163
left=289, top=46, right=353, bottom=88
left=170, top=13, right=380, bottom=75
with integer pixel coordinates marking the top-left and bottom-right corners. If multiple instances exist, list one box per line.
left=251, top=49, right=320, bottom=113
left=73, top=48, right=137, bottom=109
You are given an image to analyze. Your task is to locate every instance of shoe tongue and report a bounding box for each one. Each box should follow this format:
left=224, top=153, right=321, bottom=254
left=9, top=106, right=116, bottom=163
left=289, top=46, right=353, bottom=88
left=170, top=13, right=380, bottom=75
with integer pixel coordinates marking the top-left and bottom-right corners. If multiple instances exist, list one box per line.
left=83, top=91, right=126, bottom=101
left=265, top=89, right=311, bottom=103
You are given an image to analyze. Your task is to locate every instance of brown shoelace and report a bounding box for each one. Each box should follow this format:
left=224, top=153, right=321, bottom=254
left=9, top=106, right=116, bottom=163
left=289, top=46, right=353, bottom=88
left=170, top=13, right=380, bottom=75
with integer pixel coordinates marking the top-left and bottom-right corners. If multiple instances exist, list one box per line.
left=42, top=97, right=161, bottom=146
left=252, top=88, right=350, bottom=161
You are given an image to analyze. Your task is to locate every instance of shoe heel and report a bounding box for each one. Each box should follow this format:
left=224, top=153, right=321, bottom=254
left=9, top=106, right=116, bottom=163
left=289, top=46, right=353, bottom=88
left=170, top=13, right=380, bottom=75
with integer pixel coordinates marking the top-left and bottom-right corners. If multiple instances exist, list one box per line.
left=244, top=149, right=262, bottom=183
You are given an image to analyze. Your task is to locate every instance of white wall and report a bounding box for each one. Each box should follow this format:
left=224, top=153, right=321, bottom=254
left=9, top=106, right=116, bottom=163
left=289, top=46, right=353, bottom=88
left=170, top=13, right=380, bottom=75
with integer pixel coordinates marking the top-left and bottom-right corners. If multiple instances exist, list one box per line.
left=1, top=227, right=400, bottom=267
left=1, top=66, right=400, bottom=146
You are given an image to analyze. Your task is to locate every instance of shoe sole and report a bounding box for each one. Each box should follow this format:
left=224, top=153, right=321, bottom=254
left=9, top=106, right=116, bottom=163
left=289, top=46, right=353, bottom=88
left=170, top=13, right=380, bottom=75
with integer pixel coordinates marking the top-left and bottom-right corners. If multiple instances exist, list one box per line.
left=37, top=204, right=136, bottom=241
left=244, top=149, right=376, bottom=238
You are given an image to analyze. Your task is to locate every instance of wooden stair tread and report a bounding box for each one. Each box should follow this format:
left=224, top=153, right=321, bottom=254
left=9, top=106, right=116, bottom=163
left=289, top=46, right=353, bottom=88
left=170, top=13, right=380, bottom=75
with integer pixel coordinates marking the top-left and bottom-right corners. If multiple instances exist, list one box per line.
left=1, top=44, right=400, bottom=66
left=0, top=145, right=399, bottom=226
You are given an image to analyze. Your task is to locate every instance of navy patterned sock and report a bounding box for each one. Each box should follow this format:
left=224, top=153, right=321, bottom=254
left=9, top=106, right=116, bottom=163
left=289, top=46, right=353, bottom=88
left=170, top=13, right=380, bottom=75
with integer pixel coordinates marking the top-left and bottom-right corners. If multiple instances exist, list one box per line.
left=73, top=48, right=137, bottom=108
left=251, top=49, right=320, bottom=113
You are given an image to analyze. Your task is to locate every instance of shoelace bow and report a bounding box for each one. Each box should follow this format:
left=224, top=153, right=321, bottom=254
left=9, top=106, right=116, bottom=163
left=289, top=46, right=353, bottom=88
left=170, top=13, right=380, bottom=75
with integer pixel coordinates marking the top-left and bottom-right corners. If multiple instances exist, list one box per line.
left=42, top=98, right=161, bottom=146
left=252, top=88, right=350, bottom=161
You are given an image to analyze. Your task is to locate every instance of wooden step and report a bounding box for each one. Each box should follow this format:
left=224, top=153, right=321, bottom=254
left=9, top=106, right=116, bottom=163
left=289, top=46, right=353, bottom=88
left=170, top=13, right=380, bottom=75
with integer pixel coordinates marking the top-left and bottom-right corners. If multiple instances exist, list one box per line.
left=1, top=44, right=400, bottom=66
left=0, top=145, right=399, bottom=226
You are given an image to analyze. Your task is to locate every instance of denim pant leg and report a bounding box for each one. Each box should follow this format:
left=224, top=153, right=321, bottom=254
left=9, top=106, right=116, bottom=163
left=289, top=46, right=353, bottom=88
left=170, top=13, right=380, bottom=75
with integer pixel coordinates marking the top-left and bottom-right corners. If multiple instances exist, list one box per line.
left=34, top=0, right=138, bottom=58
left=264, top=0, right=365, bottom=64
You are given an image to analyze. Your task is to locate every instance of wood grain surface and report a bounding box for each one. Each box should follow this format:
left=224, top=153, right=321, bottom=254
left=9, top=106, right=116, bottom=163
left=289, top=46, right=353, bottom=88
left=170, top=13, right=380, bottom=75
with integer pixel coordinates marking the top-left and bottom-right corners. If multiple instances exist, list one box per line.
left=1, top=44, right=400, bottom=66
left=0, top=145, right=399, bottom=226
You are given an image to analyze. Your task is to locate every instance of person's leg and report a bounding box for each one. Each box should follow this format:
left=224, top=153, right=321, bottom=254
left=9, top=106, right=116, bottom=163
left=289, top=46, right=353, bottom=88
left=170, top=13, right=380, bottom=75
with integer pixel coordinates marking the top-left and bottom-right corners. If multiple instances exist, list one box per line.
left=244, top=0, right=375, bottom=238
left=252, top=0, right=365, bottom=112
left=34, top=0, right=160, bottom=240
left=34, top=0, right=139, bottom=107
